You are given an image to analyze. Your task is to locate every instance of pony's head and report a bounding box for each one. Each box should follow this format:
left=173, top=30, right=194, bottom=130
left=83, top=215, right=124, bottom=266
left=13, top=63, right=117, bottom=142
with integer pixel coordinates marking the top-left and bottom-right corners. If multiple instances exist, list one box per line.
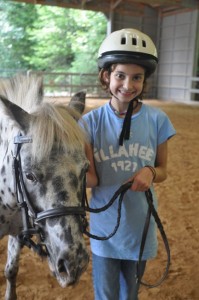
left=0, top=74, right=89, bottom=286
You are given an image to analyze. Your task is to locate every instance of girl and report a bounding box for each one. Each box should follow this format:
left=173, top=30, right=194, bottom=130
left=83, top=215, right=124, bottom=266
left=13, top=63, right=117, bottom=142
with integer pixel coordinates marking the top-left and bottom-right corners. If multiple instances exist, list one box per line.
left=82, top=28, right=176, bottom=300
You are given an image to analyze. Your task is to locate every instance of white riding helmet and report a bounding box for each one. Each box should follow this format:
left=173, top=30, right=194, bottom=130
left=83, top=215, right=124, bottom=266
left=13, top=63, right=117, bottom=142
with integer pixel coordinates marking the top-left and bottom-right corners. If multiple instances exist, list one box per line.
left=98, top=28, right=158, bottom=76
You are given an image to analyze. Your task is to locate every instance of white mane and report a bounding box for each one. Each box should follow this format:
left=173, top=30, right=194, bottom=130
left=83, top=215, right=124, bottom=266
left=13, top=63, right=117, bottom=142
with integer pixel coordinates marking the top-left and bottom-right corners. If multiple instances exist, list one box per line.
left=0, top=74, right=86, bottom=162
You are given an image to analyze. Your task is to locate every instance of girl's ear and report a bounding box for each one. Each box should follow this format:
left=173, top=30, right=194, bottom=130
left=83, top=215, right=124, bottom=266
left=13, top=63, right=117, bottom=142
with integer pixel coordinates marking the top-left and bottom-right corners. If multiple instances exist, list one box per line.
left=103, top=70, right=110, bottom=83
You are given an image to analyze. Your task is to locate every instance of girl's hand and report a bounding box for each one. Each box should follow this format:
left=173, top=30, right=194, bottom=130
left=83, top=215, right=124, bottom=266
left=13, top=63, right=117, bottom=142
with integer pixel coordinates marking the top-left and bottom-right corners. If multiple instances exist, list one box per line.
left=129, top=167, right=155, bottom=192
left=128, top=141, right=168, bottom=191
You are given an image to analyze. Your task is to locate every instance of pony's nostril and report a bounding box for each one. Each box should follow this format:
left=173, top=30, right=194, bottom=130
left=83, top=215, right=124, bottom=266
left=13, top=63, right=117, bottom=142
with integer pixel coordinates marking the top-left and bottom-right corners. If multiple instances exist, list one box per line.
left=58, top=259, right=67, bottom=273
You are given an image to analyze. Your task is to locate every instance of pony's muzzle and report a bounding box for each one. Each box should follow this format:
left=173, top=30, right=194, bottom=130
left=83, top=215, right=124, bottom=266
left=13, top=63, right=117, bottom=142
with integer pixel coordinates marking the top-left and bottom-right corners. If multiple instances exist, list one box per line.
left=57, top=260, right=78, bottom=285
left=56, top=250, right=89, bottom=286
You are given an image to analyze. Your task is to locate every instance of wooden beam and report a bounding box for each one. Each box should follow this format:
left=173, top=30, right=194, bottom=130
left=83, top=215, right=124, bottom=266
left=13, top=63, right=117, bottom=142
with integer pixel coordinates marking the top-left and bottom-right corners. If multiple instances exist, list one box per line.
left=161, top=7, right=195, bottom=17
left=10, top=0, right=198, bottom=16
left=111, top=0, right=122, bottom=10
left=126, top=0, right=181, bottom=5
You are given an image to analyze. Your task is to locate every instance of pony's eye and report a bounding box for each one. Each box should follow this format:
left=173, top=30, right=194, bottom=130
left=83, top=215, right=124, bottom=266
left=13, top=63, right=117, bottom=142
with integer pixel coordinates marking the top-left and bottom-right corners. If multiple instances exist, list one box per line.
left=25, top=173, right=37, bottom=182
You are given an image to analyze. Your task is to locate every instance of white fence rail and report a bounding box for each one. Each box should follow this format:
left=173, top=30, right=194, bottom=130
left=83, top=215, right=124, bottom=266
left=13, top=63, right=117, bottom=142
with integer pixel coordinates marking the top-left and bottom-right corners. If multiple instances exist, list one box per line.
left=0, top=69, right=199, bottom=101
left=0, top=69, right=106, bottom=98
left=191, top=77, right=199, bottom=101
left=28, top=70, right=106, bottom=98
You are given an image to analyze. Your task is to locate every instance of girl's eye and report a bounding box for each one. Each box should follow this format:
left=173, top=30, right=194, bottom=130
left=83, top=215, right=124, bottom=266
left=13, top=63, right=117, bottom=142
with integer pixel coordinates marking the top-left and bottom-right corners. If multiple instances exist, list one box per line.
left=25, top=173, right=37, bottom=182
left=115, top=73, right=124, bottom=80
left=133, top=75, right=144, bottom=81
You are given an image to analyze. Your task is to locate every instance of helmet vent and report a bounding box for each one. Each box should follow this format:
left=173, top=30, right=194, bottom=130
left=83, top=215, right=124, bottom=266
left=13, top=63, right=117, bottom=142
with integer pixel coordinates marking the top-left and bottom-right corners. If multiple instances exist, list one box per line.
left=132, top=38, right=137, bottom=45
left=121, top=37, right=126, bottom=44
left=142, top=40, right=146, bottom=47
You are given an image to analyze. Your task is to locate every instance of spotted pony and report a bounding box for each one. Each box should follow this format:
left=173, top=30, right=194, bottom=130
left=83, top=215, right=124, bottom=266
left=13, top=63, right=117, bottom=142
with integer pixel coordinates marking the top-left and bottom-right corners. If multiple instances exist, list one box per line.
left=0, top=74, right=89, bottom=300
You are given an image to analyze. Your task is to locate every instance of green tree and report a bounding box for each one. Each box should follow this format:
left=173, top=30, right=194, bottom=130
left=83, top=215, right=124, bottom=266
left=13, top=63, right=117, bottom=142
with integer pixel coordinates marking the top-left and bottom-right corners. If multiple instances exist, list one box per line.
left=28, top=6, right=107, bottom=72
left=27, top=6, right=76, bottom=71
left=0, top=1, right=38, bottom=70
left=0, top=1, right=107, bottom=73
left=68, top=10, right=107, bottom=73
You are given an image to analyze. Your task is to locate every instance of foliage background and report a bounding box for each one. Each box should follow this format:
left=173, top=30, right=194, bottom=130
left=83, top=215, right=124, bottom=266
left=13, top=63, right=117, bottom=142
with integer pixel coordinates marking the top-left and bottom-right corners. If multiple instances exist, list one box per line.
left=0, top=1, right=107, bottom=74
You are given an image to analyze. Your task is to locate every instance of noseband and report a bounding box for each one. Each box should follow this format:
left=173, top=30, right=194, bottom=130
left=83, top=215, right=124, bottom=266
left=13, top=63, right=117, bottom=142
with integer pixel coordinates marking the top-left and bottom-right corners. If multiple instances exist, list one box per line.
left=13, top=133, right=170, bottom=287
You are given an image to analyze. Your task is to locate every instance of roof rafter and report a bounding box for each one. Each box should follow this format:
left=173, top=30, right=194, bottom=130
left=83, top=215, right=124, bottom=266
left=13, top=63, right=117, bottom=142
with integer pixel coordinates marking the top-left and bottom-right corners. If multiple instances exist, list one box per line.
left=10, top=0, right=199, bottom=16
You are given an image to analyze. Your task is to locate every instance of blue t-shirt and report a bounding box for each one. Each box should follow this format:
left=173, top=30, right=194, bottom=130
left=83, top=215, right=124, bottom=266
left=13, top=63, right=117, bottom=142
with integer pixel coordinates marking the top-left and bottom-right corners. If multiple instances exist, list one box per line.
left=82, top=102, right=176, bottom=260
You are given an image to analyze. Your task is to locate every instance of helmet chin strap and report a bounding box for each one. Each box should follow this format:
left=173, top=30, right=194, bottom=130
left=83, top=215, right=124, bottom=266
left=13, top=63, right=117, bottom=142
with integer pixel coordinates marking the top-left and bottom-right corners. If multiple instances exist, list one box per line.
left=119, top=98, right=138, bottom=146
left=110, top=90, right=140, bottom=146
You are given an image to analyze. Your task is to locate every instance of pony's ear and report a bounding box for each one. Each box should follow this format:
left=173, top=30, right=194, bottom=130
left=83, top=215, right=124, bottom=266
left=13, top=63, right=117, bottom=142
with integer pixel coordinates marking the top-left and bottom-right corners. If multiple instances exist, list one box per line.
left=0, top=96, right=30, bottom=132
left=68, top=91, right=86, bottom=114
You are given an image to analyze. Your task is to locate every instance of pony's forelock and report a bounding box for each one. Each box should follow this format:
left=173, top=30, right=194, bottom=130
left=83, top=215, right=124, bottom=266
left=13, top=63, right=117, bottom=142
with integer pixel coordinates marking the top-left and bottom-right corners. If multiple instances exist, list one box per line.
left=30, top=102, right=86, bottom=162
left=0, top=74, right=86, bottom=162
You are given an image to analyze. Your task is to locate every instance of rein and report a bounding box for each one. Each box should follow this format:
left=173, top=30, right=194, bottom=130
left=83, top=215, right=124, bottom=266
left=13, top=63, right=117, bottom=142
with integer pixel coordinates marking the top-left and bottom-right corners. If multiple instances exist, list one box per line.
left=84, top=182, right=170, bottom=287
left=13, top=133, right=170, bottom=287
left=83, top=182, right=131, bottom=240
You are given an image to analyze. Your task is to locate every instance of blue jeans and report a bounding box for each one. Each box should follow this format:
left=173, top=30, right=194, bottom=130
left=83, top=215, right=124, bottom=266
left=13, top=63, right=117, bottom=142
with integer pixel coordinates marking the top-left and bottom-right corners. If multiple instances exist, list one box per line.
left=92, top=253, right=146, bottom=300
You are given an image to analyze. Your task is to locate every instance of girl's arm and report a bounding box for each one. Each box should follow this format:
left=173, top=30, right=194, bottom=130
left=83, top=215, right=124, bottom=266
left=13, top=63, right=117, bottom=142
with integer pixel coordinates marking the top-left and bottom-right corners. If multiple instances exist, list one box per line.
left=130, top=140, right=168, bottom=191
left=85, top=143, right=98, bottom=188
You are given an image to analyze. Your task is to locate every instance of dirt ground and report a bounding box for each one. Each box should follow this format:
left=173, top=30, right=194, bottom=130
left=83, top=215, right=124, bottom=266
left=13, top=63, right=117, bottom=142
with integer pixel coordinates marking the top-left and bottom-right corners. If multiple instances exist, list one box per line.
left=1, top=99, right=199, bottom=300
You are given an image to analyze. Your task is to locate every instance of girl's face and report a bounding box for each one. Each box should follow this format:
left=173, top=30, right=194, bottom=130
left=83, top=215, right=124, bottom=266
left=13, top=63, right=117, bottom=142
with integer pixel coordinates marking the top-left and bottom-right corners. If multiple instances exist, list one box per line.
left=105, top=64, right=145, bottom=107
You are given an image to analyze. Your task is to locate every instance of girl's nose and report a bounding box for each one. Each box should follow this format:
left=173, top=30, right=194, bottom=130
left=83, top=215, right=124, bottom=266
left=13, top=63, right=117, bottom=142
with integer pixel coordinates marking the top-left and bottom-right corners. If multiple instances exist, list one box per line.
left=123, top=79, right=133, bottom=90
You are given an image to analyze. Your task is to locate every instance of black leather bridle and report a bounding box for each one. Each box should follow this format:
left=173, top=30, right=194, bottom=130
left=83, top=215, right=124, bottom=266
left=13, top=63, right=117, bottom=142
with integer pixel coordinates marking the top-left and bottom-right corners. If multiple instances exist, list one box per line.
left=13, top=133, right=170, bottom=287
left=13, top=133, right=86, bottom=256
